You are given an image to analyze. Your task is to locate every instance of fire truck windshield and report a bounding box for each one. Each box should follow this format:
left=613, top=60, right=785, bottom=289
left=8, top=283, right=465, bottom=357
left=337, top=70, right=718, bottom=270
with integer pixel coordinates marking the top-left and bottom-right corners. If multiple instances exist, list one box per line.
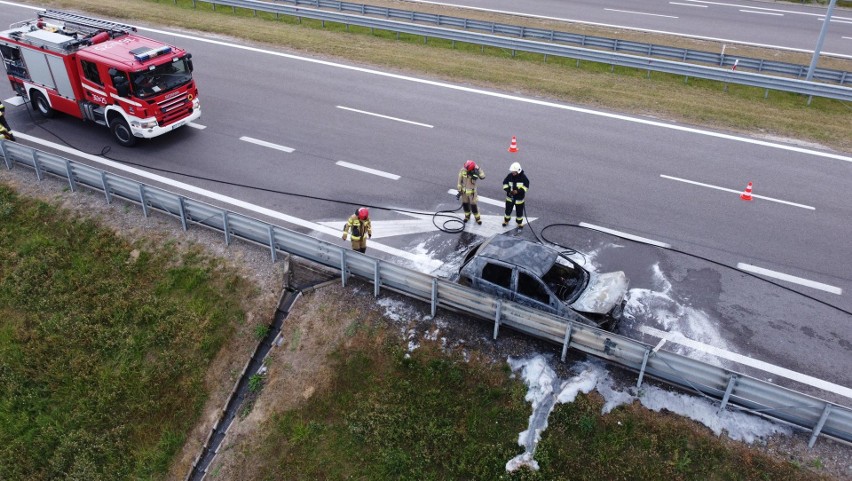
left=130, top=57, right=192, bottom=99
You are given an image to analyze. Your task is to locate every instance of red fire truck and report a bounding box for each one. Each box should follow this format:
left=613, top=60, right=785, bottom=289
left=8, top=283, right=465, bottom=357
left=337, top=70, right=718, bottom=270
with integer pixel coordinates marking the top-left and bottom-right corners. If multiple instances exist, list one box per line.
left=0, top=10, right=200, bottom=146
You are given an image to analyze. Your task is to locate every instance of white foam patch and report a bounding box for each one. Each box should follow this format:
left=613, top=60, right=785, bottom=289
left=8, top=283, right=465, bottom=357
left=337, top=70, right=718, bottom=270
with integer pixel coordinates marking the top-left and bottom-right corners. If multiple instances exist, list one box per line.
left=623, top=264, right=729, bottom=366
left=400, top=241, right=445, bottom=274
left=505, top=355, right=790, bottom=472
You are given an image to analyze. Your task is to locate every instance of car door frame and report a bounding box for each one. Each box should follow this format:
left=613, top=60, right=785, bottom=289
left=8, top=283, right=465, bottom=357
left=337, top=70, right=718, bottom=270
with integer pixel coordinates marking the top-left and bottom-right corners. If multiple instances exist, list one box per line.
left=513, top=266, right=562, bottom=315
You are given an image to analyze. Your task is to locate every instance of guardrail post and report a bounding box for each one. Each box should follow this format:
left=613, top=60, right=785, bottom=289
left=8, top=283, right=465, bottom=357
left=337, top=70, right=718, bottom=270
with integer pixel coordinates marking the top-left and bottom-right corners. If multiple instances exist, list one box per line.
left=340, top=249, right=347, bottom=287
left=636, top=347, right=651, bottom=388
left=718, top=373, right=738, bottom=412
left=32, top=151, right=43, bottom=181
left=492, top=300, right=502, bottom=340
left=430, top=279, right=438, bottom=317
left=808, top=403, right=833, bottom=448
left=101, top=172, right=112, bottom=204
left=177, top=197, right=188, bottom=231
left=138, top=185, right=149, bottom=218
left=1, top=141, right=12, bottom=169
left=64, top=161, right=76, bottom=192
left=223, top=211, right=231, bottom=245
left=560, top=322, right=573, bottom=362
left=267, top=225, right=277, bottom=262
left=373, top=259, right=380, bottom=297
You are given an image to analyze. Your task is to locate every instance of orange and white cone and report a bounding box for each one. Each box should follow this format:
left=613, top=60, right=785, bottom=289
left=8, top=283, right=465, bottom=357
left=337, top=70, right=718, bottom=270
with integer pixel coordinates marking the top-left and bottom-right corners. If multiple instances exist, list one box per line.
left=740, top=181, right=753, bottom=201
left=508, top=136, right=518, bottom=153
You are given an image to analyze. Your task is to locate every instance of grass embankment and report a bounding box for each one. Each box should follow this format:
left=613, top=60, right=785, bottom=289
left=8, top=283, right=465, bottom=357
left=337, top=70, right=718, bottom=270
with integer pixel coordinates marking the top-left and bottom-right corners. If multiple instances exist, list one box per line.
left=0, top=183, right=255, bottom=481
left=24, top=0, right=852, bottom=154
left=246, top=316, right=830, bottom=480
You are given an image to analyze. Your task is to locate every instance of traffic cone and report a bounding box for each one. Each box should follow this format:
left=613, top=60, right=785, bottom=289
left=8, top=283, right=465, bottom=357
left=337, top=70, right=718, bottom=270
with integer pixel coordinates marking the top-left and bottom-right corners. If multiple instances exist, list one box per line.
left=740, top=181, right=753, bottom=201
left=508, top=136, right=518, bottom=153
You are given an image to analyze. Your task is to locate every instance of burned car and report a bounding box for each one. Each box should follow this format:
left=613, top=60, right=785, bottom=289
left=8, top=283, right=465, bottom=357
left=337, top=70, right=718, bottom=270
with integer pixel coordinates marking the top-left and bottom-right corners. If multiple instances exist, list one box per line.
left=458, top=233, right=629, bottom=329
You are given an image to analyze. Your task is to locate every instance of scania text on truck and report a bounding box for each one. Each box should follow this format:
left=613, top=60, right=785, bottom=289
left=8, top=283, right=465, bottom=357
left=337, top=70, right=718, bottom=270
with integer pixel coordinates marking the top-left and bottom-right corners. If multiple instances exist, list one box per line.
left=0, top=10, right=200, bottom=146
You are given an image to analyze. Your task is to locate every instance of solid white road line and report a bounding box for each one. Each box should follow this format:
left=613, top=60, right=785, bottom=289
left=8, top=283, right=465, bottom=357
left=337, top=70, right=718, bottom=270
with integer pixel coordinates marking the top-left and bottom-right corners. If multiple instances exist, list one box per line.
left=11, top=132, right=441, bottom=271
left=397, top=0, right=851, bottom=58
left=686, top=0, right=852, bottom=20
left=579, top=223, right=672, bottom=248
left=188, top=122, right=206, bottom=130
left=669, top=2, right=707, bottom=7
left=639, top=325, right=852, bottom=399
left=660, top=175, right=816, bottom=210
left=448, top=189, right=504, bottom=207
left=739, top=9, right=783, bottom=16
left=336, top=106, right=434, bottom=128
left=737, top=263, right=843, bottom=295
left=239, top=136, right=295, bottom=153
left=121, top=19, right=852, bottom=159
left=604, top=8, right=678, bottom=19
left=335, top=160, right=400, bottom=180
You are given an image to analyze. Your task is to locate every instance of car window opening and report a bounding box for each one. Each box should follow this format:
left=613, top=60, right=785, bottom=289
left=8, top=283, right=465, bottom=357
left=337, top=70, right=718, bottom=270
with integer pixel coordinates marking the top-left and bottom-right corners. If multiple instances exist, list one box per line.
left=482, top=263, right=512, bottom=289
left=518, top=272, right=550, bottom=304
left=542, top=264, right=585, bottom=302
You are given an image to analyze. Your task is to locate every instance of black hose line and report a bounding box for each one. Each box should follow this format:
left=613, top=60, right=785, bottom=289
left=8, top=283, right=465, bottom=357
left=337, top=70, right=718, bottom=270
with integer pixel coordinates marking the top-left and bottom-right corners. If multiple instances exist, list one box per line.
left=13, top=110, right=849, bottom=317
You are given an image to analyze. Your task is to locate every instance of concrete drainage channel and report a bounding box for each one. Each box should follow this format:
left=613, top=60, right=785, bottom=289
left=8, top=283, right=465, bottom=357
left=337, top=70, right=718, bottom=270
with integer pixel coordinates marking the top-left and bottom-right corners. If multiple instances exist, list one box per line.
left=186, top=258, right=336, bottom=481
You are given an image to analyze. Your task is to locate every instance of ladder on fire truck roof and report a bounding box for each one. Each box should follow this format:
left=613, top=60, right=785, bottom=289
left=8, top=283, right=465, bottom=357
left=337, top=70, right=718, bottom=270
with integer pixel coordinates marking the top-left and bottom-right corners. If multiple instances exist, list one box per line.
left=38, top=10, right=136, bottom=36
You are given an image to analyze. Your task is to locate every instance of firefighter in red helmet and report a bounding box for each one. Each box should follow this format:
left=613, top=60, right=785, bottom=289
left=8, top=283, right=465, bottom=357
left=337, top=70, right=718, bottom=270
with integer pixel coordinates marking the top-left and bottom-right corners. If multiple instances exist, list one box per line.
left=456, top=159, right=485, bottom=225
left=342, top=207, right=372, bottom=253
left=0, top=103, right=15, bottom=141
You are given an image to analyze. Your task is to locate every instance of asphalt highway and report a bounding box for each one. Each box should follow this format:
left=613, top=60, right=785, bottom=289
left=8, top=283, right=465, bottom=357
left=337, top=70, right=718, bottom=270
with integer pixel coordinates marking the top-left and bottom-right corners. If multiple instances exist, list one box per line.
left=1, top=3, right=849, bottom=405
left=405, top=0, right=852, bottom=57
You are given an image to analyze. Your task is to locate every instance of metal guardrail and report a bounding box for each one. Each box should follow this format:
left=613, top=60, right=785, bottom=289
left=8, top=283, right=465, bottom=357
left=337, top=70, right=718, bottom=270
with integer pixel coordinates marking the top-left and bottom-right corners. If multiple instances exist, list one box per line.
left=2, top=139, right=850, bottom=447
left=268, top=0, right=850, bottom=85
left=176, top=0, right=852, bottom=101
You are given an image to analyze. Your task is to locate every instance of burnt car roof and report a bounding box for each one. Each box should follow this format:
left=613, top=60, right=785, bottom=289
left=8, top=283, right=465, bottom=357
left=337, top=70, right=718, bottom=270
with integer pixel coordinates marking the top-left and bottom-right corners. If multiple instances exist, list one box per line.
left=476, top=234, right=559, bottom=278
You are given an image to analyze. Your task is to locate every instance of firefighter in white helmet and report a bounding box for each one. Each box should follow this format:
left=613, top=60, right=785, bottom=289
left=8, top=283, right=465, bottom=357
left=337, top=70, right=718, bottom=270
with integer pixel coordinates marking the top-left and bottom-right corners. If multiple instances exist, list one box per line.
left=456, top=160, right=485, bottom=225
left=502, top=162, right=529, bottom=229
left=342, top=207, right=372, bottom=253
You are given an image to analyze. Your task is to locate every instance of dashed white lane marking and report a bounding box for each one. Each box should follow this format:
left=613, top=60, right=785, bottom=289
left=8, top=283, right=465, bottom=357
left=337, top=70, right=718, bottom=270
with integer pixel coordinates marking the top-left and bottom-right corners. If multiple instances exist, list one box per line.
left=639, top=325, right=852, bottom=399
left=822, top=19, right=852, bottom=25
left=127, top=20, right=852, bottom=154
left=740, top=10, right=784, bottom=17
left=604, top=8, right=678, bottom=19
left=239, top=136, right=295, bottom=153
left=188, top=122, right=206, bottom=129
left=448, top=189, right=504, bottom=207
left=669, top=2, right=707, bottom=7
left=336, top=106, right=434, bottom=128
left=12, top=132, right=441, bottom=270
left=335, top=160, right=400, bottom=180
left=740, top=9, right=783, bottom=16
left=844, top=36, right=852, bottom=41
left=660, top=175, right=815, bottom=210
left=737, top=263, right=843, bottom=295
left=579, top=223, right=672, bottom=248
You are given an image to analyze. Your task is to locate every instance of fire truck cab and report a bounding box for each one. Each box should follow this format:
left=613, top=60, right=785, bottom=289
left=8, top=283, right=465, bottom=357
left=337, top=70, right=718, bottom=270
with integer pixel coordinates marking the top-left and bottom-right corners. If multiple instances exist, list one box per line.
left=0, top=10, right=200, bottom=146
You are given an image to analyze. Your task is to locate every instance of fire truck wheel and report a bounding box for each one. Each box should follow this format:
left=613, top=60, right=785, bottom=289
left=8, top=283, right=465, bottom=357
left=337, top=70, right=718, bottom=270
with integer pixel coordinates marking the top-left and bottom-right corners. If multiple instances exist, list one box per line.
left=110, top=118, right=137, bottom=147
left=31, top=91, right=55, bottom=118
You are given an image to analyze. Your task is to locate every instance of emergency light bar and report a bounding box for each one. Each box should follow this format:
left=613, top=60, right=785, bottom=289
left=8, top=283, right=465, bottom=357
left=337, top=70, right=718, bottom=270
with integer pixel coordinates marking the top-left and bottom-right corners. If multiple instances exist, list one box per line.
left=133, top=45, right=172, bottom=62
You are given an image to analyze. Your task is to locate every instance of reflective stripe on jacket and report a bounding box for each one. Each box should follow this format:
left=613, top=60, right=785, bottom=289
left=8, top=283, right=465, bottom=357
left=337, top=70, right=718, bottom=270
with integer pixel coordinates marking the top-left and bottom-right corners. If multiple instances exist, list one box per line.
left=343, top=215, right=371, bottom=240
left=502, top=171, right=529, bottom=202
left=457, top=167, right=485, bottom=195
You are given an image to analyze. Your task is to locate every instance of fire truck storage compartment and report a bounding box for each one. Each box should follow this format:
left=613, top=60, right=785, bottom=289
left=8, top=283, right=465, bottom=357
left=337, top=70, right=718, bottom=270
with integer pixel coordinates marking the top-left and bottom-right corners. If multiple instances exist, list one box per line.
left=19, top=48, right=76, bottom=100
left=0, top=43, right=27, bottom=78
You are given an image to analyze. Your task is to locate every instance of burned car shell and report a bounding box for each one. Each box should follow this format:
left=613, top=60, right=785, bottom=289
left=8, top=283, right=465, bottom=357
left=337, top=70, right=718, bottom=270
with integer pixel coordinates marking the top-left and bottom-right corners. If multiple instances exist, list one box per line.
left=458, top=233, right=628, bottom=327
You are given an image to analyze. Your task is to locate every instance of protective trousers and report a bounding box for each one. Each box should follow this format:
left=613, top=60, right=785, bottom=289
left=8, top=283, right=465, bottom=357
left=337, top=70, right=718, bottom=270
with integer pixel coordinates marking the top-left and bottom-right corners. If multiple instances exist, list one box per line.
left=461, top=192, right=480, bottom=222
left=504, top=198, right=524, bottom=226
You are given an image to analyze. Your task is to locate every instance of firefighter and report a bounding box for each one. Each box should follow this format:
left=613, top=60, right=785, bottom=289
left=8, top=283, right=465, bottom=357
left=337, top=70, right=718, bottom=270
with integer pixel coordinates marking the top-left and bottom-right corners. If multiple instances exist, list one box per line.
left=342, top=207, right=372, bottom=254
left=0, top=103, right=15, bottom=141
left=456, top=160, right=485, bottom=225
left=502, top=162, right=529, bottom=229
